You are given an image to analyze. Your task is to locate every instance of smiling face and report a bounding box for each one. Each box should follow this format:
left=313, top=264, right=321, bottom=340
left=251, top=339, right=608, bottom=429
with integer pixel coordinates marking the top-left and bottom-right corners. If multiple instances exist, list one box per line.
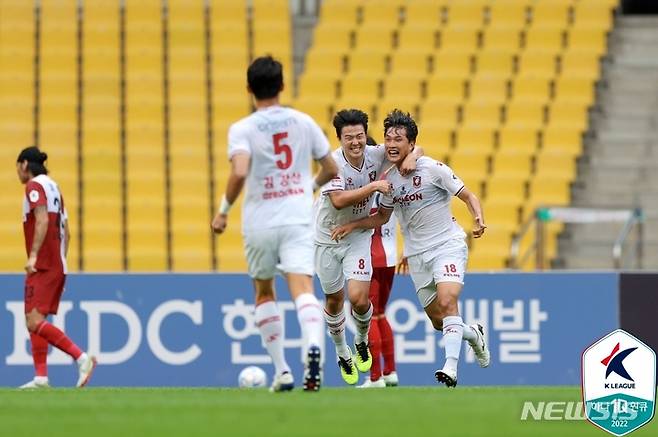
left=339, top=124, right=367, bottom=164
left=384, top=126, right=415, bottom=164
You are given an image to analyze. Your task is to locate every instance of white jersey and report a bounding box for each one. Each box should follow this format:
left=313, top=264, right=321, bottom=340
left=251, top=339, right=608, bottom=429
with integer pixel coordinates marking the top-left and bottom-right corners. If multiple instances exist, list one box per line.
left=314, top=145, right=388, bottom=245
left=380, top=157, right=466, bottom=256
left=371, top=194, right=398, bottom=268
left=228, top=105, right=330, bottom=234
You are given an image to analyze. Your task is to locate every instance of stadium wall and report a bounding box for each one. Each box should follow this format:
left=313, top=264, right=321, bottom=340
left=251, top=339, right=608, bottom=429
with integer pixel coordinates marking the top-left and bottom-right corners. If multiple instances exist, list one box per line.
left=0, top=272, right=639, bottom=387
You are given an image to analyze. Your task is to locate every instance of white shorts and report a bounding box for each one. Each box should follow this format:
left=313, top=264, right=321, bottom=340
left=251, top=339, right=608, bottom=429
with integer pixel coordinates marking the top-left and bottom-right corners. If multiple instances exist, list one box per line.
left=315, top=231, right=372, bottom=294
left=407, top=237, right=468, bottom=308
left=243, top=225, right=314, bottom=279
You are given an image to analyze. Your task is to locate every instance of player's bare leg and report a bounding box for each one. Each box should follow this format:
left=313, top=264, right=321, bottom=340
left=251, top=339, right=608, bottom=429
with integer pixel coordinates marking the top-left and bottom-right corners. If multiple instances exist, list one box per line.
left=424, top=282, right=489, bottom=387
left=287, top=273, right=324, bottom=391
left=253, top=279, right=293, bottom=392
left=23, top=308, right=96, bottom=388
left=346, top=279, right=373, bottom=373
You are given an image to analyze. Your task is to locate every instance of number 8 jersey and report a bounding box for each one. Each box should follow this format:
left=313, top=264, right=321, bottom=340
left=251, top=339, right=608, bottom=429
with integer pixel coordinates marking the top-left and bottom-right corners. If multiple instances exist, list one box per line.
left=228, top=106, right=331, bottom=234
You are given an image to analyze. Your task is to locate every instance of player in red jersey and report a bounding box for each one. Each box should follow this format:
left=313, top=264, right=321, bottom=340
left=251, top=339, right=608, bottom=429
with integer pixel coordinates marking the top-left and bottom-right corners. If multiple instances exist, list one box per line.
left=16, top=147, right=96, bottom=389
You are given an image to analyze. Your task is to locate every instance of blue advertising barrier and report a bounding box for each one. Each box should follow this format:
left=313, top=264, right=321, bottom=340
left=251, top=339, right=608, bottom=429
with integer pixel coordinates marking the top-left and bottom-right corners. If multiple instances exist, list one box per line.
left=0, top=272, right=618, bottom=387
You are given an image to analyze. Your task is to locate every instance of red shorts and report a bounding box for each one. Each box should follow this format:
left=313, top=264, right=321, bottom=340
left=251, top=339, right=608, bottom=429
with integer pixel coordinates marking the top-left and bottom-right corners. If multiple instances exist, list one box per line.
left=24, top=270, right=66, bottom=315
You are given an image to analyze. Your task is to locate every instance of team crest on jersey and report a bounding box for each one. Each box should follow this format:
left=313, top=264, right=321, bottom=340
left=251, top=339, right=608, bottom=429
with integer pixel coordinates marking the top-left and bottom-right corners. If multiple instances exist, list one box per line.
left=413, top=176, right=421, bottom=188
left=369, top=171, right=376, bottom=182
left=28, top=190, right=40, bottom=202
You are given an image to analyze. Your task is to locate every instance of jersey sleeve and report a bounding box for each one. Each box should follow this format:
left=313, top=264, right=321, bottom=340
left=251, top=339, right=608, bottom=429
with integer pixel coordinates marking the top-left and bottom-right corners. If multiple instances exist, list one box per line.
left=227, top=122, right=251, bottom=159
left=428, top=161, right=465, bottom=196
left=320, top=169, right=345, bottom=195
left=309, top=120, right=331, bottom=160
left=25, top=181, right=47, bottom=211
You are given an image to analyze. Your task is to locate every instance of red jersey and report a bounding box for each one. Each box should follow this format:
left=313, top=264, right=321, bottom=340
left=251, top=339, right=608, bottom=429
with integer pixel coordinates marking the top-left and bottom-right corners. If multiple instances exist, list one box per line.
left=23, top=174, right=68, bottom=273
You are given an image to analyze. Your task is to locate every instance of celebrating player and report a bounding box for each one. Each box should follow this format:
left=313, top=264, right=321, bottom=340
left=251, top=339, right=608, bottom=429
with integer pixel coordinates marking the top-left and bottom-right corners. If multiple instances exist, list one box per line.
left=315, top=109, right=420, bottom=385
left=16, top=146, right=97, bottom=389
left=331, top=110, right=490, bottom=387
left=211, top=56, right=338, bottom=392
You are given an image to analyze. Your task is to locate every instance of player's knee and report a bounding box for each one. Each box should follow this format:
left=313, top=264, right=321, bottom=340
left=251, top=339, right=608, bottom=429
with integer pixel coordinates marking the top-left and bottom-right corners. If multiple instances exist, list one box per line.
left=436, top=295, right=457, bottom=315
left=352, top=299, right=370, bottom=314
left=25, top=313, right=44, bottom=333
left=325, top=293, right=343, bottom=314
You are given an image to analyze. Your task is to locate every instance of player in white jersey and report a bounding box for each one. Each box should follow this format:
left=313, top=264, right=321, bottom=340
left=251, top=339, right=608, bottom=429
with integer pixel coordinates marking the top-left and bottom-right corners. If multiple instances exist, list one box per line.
left=212, top=56, right=338, bottom=392
left=315, top=109, right=420, bottom=385
left=331, top=110, right=490, bottom=388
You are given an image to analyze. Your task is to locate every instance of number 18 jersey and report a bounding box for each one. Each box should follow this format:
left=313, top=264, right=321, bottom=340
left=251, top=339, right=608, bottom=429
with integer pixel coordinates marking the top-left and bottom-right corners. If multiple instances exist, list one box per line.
left=228, top=106, right=331, bottom=234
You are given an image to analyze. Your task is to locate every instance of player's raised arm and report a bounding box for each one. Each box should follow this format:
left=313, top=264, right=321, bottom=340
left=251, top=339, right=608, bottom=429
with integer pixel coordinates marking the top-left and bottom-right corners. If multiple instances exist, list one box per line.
left=328, top=179, right=392, bottom=210
left=331, top=205, right=393, bottom=241
left=457, top=187, right=486, bottom=238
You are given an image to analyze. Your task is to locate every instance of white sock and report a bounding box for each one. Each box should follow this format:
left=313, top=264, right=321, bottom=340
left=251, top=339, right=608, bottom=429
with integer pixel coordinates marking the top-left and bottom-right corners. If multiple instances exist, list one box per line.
left=351, top=303, right=373, bottom=345
left=323, top=308, right=350, bottom=359
left=255, top=301, right=290, bottom=375
left=34, top=376, right=49, bottom=384
left=295, top=293, right=325, bottom=350
left=442, top=316, right=464, bottom=372
left=76, top=352, right=88, bottom=365
left=461, top=323, right=477, bottom=343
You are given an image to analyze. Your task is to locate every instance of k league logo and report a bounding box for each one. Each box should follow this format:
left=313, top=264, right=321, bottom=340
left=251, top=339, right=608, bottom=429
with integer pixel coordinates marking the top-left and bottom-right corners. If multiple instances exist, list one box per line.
left=582, top=329, right=656, bottom=436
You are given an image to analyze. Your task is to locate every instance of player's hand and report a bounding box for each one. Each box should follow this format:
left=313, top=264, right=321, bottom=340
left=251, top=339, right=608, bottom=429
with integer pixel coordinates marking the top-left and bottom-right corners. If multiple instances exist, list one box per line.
left=25, top=255, right=37, bottom=275
left=396, top=256, right=409, bottom=275
left=473, top=217, right=487, bottom=238
left=331, top=223, right=354, bottom=241
left=370, top=180, right=392, bottom=195
left=399, top=153, right=417, bottom=176
left=211, top=213, right=228, bottom=234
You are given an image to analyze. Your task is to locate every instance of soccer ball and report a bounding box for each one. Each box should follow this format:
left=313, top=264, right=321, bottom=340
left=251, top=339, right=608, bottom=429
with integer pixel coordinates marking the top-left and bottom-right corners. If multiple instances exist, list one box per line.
left=238, top=366, right=267, bottom=388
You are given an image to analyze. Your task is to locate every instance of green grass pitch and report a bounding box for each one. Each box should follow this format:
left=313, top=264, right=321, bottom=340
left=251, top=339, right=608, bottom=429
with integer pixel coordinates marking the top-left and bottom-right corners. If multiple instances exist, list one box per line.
left=1, top=387, right=656, bottom=437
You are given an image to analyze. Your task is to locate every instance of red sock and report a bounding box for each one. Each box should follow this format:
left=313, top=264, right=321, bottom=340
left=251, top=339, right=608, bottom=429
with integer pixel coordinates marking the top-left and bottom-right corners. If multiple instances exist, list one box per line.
left=379, top=316, right=396, bottom=375
left=35, top=321, right=82, bottom=360
left=368, top=317, right=382, bottom=381
left=30, top=333, right=48, bottom=377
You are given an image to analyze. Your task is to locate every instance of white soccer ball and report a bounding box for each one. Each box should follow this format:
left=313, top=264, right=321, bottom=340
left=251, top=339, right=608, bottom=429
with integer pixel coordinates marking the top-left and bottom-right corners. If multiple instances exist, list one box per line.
left=238, top=366, right=267, bottom=388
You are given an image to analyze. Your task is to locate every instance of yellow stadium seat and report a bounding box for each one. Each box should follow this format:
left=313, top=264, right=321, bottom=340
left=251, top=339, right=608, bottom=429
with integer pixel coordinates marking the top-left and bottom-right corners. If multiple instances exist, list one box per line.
left=347, top=51, right=388, bottom=75
left=449, top=150, right=489, bottom=189
left=361, top=1, right=402, bottom=26
left=548, top=100, right=590, bottom=132
left=492, top=150, right=533, bottom=178
left=468, top=76, right=509, bottom=103
left=572, top=2, right=615, bottom=30
left=542, top=125, right=583, bottom=157
left=498, top=126, right=539, bottom=153
left=420, top=102, right=459, bottom=127
left=433, top=51, right=473, bottom=78
left=511, top=76, right=551, bottom=102
left=530, top=1, right=572, bottom=29
left=355, top=25, right=396, bottom=52
left=339, top=74, right=382, bottom=100
left=468, top=248, right=509, bottom=270
left=397, top=27, right=438, bottom=52
left=517, top=52, right=557, bottom=78
left=559, top=51, right=601, bottom=80
left=505, top=101, right=545, bottom=129
left=527, top=176, right=571, bottom=209
left=298, top=75, right=339, bottom=99
left=487, top=1, right=529, bottom=30
left=446, top=1, right=487, bottom=28
left=320, top=0, right=361, bottom=24
left=475, top=51, right=515, bottom=77
left=312, top=24, right=355, bottom=50
left=534, top=151, right=578, bottom=181
left=390, top=52, right=431, bottom=77
left=402, top=1, right=444, bottom=28
left=439, top=26, right=480, bottom=51
left=553, top=77, right=595, bottom=105
left=568, top=27, right=608, bottom=55
left=417, top=125, right=453, bottom=153
left=524, top=26, right=565, bottom=53
left=425, top=76, right=466, bottom=103
left=482, top=28, right=523, bottom=53
left=482, top=201, right=522, bottom=232
left=455, top=125, right=496, bottom=153
left=462, top=102, right=502, bottom=128
left=305, top=51, right=347, bottom=75
left=486, top=175, right=526, bottom=204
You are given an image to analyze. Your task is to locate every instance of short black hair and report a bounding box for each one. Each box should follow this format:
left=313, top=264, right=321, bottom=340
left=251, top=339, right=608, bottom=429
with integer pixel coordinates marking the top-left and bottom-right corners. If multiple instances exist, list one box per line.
left=17, top=146, right=48, bottom=176
left=383, top=109, right=418, bottom=143
left=333, top=108, right=369, bottom=139
left=247, top=56, right=283, bottom=100
left=366, top=136, right=377, bottom=146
